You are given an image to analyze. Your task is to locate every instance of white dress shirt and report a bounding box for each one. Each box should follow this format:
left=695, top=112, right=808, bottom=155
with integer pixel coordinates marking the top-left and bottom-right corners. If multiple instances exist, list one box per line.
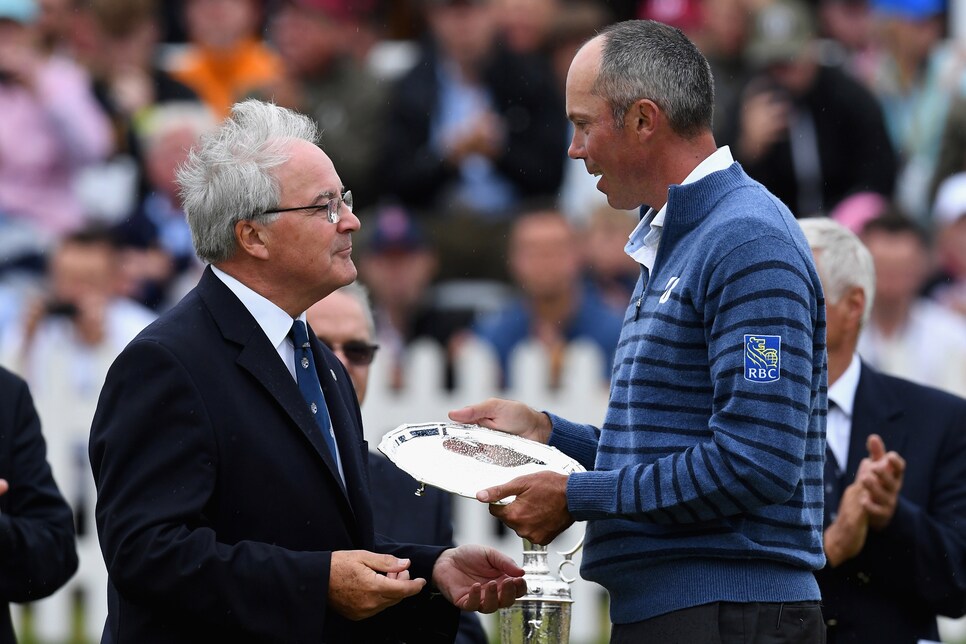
left=826, top=353, right=862, bottom=471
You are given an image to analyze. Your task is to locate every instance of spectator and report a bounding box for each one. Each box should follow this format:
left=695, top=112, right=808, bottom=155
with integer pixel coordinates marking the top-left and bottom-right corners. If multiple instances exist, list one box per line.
left=0, top=226, right=156, bottom=531
left=171, top=0, right=283, bottom=119
left=380, top=0, right=567, bottom=277
left=930, top=94, right=966, bottom=203
left=727, top=0, right=896, bottom=217
left=0, top=0, right=112, bottom=253
left=34, top=0, right=76, bottom=55
left=493, top=0, right=559, bottom=55
left=800, top=217, right=966, bottom=644
left=305, top=283, right=488, bottom=644
left=0, top=366, right=78, bottom=644
left=548, top=1, right=615, bottom=225
left=857, top=209, right=966, bottom=397
left=71, top=0, right=203, bottom=222
left=357, top=205, right=481, bottom=389
left=865, top=0, right=961, bottom=221
left=111, top=101, right=215, bottom=310
left=253, top=0, right=387, bottom=210
left=471, top=207, right=622, bottom=387
left=929, top=171, right=966, bottom=320
left=815, top=0, right=880, bottom=81
left=690, top=0, right=756, bottom=144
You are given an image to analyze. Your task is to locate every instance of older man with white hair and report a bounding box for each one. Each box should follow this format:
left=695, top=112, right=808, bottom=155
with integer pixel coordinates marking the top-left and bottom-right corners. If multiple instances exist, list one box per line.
left=799, top=217, right=966, bottom=644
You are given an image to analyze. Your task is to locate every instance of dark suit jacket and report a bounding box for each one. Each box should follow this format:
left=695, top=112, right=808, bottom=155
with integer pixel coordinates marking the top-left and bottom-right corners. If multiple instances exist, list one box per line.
left=817, top=363, right=966, bottom=643
left=89, top=268, right=458, bottom=643
left=0, top=367, right=78, bottom=644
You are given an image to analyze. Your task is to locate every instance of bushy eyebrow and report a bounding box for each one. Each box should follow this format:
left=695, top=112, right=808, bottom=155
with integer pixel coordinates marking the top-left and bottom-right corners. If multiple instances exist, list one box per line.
left=313, top=187, right=345, bottom=202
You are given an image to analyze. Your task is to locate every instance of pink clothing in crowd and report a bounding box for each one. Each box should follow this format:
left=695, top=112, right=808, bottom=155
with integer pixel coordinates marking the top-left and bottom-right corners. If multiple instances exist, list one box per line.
left=0, top=55, right=112, bottom=237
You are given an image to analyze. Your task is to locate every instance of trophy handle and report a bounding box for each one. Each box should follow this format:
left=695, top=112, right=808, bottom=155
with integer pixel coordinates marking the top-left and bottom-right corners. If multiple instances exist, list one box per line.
left=555, top=534, right=584, bottom=584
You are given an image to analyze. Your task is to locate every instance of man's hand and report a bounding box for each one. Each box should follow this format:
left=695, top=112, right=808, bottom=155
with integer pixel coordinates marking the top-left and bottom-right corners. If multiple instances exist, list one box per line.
left=328, top=551, right=426, bottom=621
left=449, top=398, right=552, bottom=444
left=0, top=479, right=7, bottom=496
left=857, top=434, right=905, bottom=530
left=824, top=481, right=869, bottom=567
left=478, top=471, right=573, bottom=545
left=432, top=545, right=526, bottom=613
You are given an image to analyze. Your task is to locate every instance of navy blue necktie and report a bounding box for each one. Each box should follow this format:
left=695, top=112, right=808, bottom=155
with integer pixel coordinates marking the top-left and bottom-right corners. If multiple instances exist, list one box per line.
left=823, top=401, right=843, bottom=526
left=291, top=320, right=343, bottom=480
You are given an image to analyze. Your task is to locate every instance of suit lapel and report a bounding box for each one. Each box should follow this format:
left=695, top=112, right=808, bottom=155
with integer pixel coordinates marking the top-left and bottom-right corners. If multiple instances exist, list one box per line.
left=196, top=268, right=353, bottom=507
left=846, top=363, right=908, bottom=478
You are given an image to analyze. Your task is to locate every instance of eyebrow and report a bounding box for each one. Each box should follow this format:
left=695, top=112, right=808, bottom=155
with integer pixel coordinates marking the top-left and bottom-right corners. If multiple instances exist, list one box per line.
left=314, top=187, right=345, bottom=202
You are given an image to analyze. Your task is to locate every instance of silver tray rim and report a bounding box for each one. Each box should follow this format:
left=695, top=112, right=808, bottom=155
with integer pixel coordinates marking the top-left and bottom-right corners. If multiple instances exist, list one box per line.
left=377, top=421, right=586, bottom=503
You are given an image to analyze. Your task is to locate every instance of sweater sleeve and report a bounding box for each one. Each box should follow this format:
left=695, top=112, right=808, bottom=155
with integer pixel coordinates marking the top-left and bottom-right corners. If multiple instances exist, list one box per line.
left=546, top=413, right=599, bottom=472
left=568, top=233, right=822, bottom=523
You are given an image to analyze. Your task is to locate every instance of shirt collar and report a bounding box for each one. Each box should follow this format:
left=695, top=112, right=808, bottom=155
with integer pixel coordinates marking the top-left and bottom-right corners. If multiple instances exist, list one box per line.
left=828, top=353, right=861, bottom=417
left=625, top=145, right=734, bottom=256
left=210, top=265, right=304, bottom=349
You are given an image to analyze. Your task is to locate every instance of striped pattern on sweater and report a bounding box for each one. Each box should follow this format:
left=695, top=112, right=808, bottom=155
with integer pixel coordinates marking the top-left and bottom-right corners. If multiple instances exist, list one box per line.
left=548, top=163, right=827, bottom=623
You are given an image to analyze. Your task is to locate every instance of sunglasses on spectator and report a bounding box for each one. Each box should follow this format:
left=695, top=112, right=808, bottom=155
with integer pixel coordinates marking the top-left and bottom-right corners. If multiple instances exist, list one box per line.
left=318, top=338, right=379, bottom=366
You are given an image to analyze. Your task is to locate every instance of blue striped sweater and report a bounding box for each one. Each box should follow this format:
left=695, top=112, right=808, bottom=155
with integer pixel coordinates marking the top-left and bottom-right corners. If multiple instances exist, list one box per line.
left=548, top=163, right=827, bottom=623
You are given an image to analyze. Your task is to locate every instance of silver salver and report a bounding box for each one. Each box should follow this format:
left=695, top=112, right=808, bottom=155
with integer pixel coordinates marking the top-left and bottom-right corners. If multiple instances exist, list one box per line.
left=377, top=422, right=586, bottom=503
left=378, top=422, right=584, bottom=643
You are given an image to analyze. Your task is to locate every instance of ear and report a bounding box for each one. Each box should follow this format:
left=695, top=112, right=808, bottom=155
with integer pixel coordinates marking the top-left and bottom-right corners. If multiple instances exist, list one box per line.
left=234, top=220, right=270, bottom=261
left=843, top=285, right=866, bottom=329
left=628, top=98, right=661, bottom=141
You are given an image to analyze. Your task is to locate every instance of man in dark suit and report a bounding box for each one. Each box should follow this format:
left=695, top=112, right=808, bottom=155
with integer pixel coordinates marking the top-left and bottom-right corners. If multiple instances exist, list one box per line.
left=306, top=283, right=487, bottom=644
left=0, top=366, right=78, bottom=644
left=800, top=218, right=966, bottom=643
left=88, top=99, right=525, bottom=643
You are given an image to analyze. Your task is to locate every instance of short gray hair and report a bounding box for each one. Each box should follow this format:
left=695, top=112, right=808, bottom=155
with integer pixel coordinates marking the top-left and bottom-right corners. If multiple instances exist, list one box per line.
left=798, top=217, right=875, bottom=327
left=177, top=100, right=320, bottom=264
left=594, top=20, right=714, bottom=137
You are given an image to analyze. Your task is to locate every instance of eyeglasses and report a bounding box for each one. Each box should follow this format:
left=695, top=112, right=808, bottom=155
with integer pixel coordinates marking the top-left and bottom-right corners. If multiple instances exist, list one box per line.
left=260, top=189, right=353, bottom=224
left=318, top=337, right=379, bottom=366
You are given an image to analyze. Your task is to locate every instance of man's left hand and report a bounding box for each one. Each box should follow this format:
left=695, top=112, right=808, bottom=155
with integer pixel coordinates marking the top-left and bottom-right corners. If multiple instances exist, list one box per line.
left=478, top=471, right=573, bottom=545
left=858, top=434, right=905, bottom=530
left=432, top=545, right=526, bottom=613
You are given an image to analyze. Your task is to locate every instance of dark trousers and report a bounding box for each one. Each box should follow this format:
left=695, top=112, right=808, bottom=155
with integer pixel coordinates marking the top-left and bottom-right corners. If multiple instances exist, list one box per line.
left=610, top=601, right=826, bottom=644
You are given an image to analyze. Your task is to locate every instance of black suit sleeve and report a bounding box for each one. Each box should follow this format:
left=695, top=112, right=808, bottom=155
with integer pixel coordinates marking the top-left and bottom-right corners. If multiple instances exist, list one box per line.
left=0, top=370, right=78, bottom=602
left=89, top=340, right=332, bottom=642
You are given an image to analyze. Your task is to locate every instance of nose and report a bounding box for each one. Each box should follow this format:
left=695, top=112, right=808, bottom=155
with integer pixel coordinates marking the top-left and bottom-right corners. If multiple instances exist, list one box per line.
left=568, top=129, right=584, bottom=161
left=338, top=205, right=361, bottom=233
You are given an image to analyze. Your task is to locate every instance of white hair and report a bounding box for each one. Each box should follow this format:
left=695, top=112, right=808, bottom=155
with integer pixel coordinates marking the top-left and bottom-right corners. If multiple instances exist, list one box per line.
left=798, top=217, right=875, bottom=327
left=176, top=100, right=319, bottom=264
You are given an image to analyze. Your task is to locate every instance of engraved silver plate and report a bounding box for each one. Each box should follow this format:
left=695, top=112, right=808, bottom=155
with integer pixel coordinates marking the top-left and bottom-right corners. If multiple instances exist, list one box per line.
left=377, top=422, right=586, bottom=504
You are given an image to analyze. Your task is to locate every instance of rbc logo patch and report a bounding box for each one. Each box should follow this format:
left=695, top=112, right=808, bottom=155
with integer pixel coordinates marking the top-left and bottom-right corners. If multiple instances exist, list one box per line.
left=744, top=334, right=781, bottom=382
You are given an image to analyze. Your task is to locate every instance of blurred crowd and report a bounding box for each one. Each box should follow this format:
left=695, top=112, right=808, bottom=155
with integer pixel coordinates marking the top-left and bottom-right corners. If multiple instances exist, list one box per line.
left=1, top=0, right=966, bottom=547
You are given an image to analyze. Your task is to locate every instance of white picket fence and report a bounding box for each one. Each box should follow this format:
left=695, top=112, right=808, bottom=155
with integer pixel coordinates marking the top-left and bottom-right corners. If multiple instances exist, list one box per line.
left=17, top=334, right=966, bottom=643
left=14, top=337, right=613, bottom=643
